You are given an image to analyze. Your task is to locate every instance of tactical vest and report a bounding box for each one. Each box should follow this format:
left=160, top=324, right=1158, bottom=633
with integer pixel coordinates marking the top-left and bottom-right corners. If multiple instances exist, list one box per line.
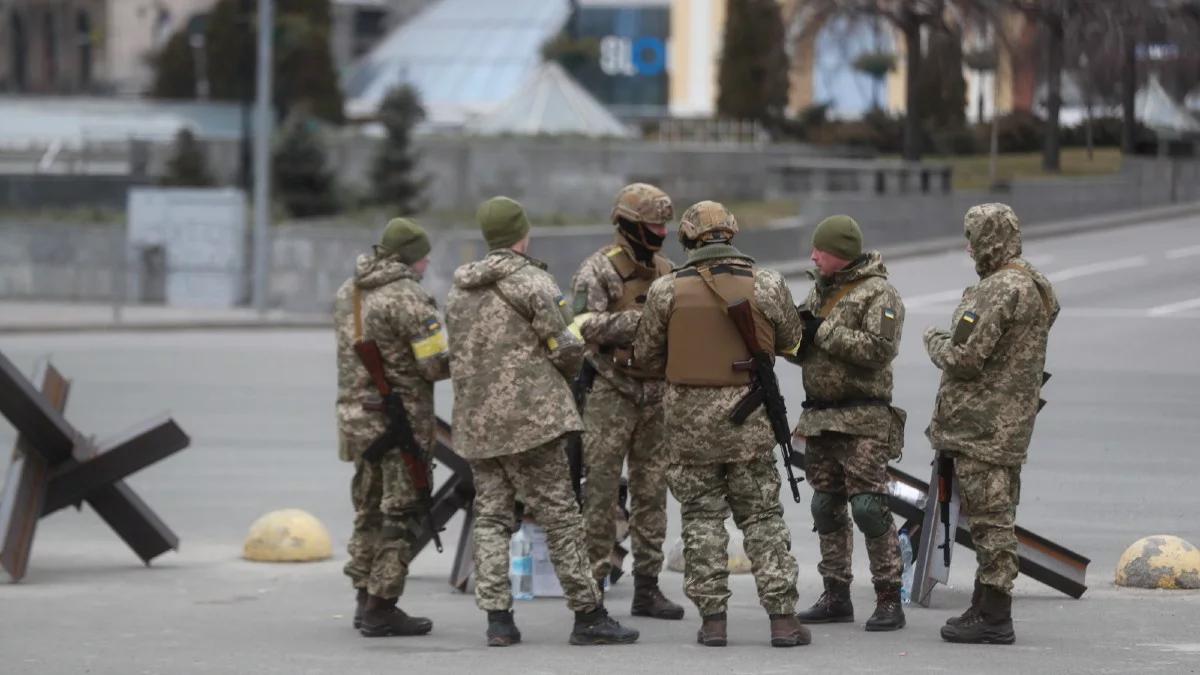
left=666, top=263, right=774, bottom=386
left=593, top=244, right=672, bottom=378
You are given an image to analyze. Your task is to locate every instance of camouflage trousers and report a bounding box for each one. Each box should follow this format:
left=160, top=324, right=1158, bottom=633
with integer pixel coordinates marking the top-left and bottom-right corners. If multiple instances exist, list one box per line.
left=582, top=377, right=668, bottom=581
left=954, top=455, right=1021, bottom=594
left=804, top=432, right=902, bottom=587
left=470, top=437, right=603, bottom=613
left=343, top=453, right=424, bottom=599
left=666, top=455, right=799, bottom=617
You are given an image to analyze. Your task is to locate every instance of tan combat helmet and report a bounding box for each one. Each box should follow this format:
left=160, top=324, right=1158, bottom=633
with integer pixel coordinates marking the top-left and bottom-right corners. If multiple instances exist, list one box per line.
left=678, top=200, right=738, bottom=246
left=611, top=183, right=673, bottom=226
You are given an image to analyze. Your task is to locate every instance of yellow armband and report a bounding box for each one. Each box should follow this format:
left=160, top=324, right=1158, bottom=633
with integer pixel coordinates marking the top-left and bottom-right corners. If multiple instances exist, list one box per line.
left=410, top=321, right=448, bottom=360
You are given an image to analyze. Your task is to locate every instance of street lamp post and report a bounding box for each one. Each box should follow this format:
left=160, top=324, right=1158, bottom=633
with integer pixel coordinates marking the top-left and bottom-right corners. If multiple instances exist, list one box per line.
left=251, top=0, right=273, bottom=315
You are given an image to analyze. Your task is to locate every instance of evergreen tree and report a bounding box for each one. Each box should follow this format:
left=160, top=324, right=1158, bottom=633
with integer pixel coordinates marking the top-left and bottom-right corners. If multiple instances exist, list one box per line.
left=914, top=27, right=967, bottom=131
left=273, top=110, right=339, bottom=217
left=162, top=129, right=215, bottom=186
left=149, top=0, right=344, bottom=123
left=716, top=0, right=790, bottom=130
left=370, top=85, right=428, bottom=214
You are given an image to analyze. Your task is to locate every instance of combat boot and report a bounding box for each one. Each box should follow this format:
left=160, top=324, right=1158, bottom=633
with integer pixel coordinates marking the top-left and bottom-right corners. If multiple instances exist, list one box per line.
left=631, top=575, right=685, bottom=620
left=940, top=585, right=1015, bottom=645
left=769, top=613, right=812, bottom=647
left=864, top=582, right=906, bottom=632
left=945, top=580, right=984, bottom=628
left=569, top=606, right=640, bottom=645
left=352, top=588, right=367, bottom=629
left=795, top=578, right=854, bottom=623
left=358, top=595, right=433, bottom=637
left=486, top=609, right=522, bottom=647
left=696, top=612, right=727, bottom=647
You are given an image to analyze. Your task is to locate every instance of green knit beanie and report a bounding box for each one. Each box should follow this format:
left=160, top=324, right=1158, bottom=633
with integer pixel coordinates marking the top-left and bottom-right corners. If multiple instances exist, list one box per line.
left=379, top=217, right=431, bottom=264
left=812, top=215, right=863, bottom=260
left=477, top=196, right=531, bottom=250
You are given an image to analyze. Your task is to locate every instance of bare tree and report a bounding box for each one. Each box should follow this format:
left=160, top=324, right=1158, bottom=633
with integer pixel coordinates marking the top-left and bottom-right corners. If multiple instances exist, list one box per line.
left=787, top=0, right=953, bottom=161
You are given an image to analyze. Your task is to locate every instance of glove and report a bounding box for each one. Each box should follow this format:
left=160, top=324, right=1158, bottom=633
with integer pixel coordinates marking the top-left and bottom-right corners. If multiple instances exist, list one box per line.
left=567, top=312, right=592, bottom=341
left=800, top=309, right=824, bottom=348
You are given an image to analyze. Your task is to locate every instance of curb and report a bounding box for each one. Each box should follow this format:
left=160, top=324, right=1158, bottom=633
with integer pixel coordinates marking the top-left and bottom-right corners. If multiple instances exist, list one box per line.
left=4, top=201, right=1198, bottom=334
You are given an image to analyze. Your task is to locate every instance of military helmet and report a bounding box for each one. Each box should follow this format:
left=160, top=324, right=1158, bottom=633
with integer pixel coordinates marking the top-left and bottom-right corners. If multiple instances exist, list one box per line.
left=611, top=183, right=673, bottom=226
left=678, top=200, right=738, bottom=245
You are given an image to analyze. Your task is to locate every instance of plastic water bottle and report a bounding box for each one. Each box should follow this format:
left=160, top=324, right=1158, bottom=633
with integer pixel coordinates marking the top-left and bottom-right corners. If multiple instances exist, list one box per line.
left=509, top=525, right=534, bottom=600
left=898, top=528, right=915, bottom=605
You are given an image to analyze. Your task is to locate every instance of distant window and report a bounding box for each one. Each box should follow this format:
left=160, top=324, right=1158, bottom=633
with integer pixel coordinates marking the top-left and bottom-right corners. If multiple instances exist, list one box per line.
left=77, top=11, right=92, bottom=87
left=353, top=9, right=386, bottom=57
left=9, top=12, right=28, bottom=90
left=43, top=11, right=58, bottom=85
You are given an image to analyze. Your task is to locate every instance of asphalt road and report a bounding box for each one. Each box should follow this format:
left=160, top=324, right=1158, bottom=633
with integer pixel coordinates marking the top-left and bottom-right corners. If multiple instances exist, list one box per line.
left=1, top=215, right=1199, bottom=673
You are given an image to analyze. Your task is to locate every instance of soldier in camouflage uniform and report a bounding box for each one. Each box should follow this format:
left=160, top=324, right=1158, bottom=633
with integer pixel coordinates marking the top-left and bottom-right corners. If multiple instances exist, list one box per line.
left=632, top=201, right=811, bottom=648
left=333, top=218, right=450, bottom=637
left=790, top=215, right=907, bottom=632
left=569, top=183, right=684, bottom=620
left=445, top=196, right=639, bottom=647
left=924, top=203, right=1059, bottom=645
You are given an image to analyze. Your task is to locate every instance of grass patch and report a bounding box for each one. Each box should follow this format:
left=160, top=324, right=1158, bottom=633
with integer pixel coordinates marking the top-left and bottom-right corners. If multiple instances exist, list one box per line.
left=929, top=148, right=1123, bottom=191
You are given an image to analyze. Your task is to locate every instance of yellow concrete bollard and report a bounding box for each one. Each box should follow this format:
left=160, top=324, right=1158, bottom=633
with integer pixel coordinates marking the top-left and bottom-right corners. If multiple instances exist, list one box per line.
left=1115, top=535, right=1200, bottom=589
left=243, top=509, right=333, bottom=562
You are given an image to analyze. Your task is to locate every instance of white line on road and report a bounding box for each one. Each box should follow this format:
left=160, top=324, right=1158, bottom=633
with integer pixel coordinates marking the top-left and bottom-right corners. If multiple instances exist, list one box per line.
left=1166, top=245, right=1200, bottom=260
left=906, top=255, right=1149, bottom=308
left=1045, top=255, right=1148, bottom=282
left=1148, top=296, right=1200, bottom=317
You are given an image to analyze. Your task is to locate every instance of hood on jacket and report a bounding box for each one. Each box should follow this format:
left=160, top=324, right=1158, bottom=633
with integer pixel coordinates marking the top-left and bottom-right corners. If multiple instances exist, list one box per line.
left=965, top=203, right=1023, bottom=277
left=811, top=250, right=888, bottom=291
left=452, top=249, right=539, bottom=289
left=354, top=252, right=419, bottom=289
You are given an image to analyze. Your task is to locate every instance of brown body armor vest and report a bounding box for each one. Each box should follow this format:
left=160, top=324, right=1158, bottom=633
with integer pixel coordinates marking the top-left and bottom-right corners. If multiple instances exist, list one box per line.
left=666, top=263, right=774, bottom=386
left=595, top=244, right=672, bottom=378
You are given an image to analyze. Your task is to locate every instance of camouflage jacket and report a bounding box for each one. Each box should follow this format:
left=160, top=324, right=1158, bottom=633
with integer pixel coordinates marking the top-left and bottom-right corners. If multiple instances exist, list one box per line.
left=569, top=234, right=673, bottom=404
left=633, top=245, right=804, bottom=465
left=445, top=249, right=584, bottom=460
left=924, top=215, right=1059, bottom=467
left=794, top=252, right=906, bottom=444
left=333, top=254, right=450, bottom=462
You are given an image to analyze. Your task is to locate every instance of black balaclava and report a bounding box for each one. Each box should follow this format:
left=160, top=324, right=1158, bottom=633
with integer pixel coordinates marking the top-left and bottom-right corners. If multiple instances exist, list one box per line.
left=617, top=217, right=665, bottom=264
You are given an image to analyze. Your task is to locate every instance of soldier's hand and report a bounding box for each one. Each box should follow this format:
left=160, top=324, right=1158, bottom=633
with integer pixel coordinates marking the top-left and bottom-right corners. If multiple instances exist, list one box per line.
left=802, top=315, right=824, bottom=346
left=923, top=326, right=949, bottom=346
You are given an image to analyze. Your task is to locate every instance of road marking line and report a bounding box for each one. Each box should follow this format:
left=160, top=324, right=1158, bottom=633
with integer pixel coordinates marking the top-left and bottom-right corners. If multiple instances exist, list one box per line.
left=1046, top=255, right=1148, bottom=282
left=1166, top=245, right=1200, bottom=260
left=1148, top=296, right=1200, bottom=317
left=906, top=256, right=1148, bottom=308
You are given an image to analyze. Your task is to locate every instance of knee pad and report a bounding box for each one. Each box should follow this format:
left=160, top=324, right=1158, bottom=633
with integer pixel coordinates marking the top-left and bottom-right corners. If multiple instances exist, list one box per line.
left=849, top=493, right=892, bottom=539
left=810, top=491, right=849, bottom=534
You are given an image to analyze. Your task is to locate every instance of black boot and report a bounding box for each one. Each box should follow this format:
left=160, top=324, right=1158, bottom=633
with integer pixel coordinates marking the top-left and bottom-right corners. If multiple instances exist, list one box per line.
left=945, top=579, right=984, bottom=628
left=359, top=594, right=433, bottom=637
left=486, top=609, right=522, bottom=647
left=940, top=585, right=1015, bottom=645
left=631, top=575, right=685, bottom=620
left=696, top=612, right=727, bottom=647
left=864, top=582, right=906, bottom=632
left=352, top=588, right=367, bottom=629
left=795, top=578, right=854, bottom=624
left=569, top=606, right=639, bottom=645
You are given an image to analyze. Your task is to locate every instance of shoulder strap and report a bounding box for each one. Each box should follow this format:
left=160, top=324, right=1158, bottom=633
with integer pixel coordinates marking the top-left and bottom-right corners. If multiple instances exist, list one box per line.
left=999, top=263, right=1053, bottom=315
left=817, top=278, right=869, bottom=318
left=352, top=286, right=364, bottom=341
left=490, top=282, right=534, bottom=323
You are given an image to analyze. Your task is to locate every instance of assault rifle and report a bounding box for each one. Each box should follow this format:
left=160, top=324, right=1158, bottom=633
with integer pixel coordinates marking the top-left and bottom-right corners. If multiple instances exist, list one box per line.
left=564, top=359, right=598, bottom=507
left=936, top=454, right=954, bottom=567
left=355, top=340, right=444, bottom=553
left=726, top=299, right=804, bottom=503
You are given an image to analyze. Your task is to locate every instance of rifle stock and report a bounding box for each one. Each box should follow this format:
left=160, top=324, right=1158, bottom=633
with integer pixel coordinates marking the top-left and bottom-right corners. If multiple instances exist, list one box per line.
left=726, top=299, right=803, bottom=504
